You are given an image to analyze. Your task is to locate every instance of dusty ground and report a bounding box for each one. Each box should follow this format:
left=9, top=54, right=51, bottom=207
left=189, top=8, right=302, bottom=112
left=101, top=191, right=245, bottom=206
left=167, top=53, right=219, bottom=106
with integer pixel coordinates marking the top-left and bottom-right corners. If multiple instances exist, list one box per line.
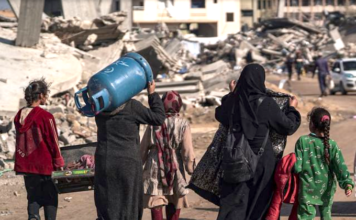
left=1, top=74, right=356, bottom=220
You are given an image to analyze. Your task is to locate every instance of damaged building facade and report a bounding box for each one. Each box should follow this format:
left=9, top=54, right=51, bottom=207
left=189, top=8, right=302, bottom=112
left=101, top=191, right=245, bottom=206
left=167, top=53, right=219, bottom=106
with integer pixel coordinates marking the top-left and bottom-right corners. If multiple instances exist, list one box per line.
left=281, top=0, right=356, bottom=21
left=133, top=0, right=277, bottom=37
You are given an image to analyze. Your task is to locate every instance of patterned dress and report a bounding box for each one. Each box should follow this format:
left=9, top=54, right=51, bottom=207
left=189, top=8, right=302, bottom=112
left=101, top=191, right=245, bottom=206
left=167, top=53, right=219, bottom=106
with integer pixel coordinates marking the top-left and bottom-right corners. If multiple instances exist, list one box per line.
left=141, top=117, right=195, bottom=209
left=294, top=134, right=354, bottom=219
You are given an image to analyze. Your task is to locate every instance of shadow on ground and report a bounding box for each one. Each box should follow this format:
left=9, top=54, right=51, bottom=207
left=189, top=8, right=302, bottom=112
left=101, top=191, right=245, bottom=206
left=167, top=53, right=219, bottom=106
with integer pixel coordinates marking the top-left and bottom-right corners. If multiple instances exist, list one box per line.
left=0, top=37, right=14, bottom=45
left=280, top=202, right=356, bottom=218
left=193, top=207, right=219, bottom=212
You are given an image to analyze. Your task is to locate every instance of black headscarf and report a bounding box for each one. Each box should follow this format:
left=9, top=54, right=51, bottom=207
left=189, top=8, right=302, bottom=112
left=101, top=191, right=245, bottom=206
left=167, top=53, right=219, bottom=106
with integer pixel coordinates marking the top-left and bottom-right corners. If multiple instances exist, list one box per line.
left=216, top=64, right=267, bottom=140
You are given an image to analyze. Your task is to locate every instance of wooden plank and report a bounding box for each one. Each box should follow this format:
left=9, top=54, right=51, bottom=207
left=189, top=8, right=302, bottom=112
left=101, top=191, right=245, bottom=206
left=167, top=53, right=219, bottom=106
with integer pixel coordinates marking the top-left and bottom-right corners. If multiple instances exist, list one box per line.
left=61, top=0, right=98, bottom=20
left=15, top=0, right=45, bottom=47
left=7, top=0, right=21, bottom=19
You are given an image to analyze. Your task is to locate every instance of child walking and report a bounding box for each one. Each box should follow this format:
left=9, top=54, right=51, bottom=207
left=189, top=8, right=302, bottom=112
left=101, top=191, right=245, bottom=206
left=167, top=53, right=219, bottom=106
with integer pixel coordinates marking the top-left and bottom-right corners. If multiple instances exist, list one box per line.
left=14, top=79, right=64, bottom=220
left=141, top=91, right=196, bottom=220
left=294, top=107, right=354, bottom=220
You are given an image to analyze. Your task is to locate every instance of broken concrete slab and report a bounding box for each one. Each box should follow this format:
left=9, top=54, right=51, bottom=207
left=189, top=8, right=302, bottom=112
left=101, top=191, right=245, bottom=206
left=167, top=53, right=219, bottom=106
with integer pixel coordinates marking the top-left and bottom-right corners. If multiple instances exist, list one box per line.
left=201, top=60, right=230, bottom=75
left=45, top=12, right=127, bottom=50
left=239, top=40, right=259, bottom=53
left=127, top=35, right=183, bottom=76
left=0, top=120, right=13, bottom=134
left=140, top=80, right=205, bottom=103
left=0, top=22, right=17, bottom=28
left=261, top=48, right=283, bottom=56
left=83, top=39, right=124, bottom=82
left=0, top=14, right=16, bottom=22
left=267, top=33, right=290, bottom=49
left=15, top=0, right=45, bottom=47
left=59, top=132, right=77, bottom=145
left=261, top=18, right=322, bottom=34
left=6, top=0, right=20, bottom=19
left=61, top=24, right=125, bottom=49
left=0, top=29, right=82, bottom=116
left=329, top=28, right=345, bottom=51
left=61, top=0, right=98, bottom=20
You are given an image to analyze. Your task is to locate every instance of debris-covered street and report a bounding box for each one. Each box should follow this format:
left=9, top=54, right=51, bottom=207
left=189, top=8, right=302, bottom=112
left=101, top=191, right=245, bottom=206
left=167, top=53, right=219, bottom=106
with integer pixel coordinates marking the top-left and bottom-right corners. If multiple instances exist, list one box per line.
left=1, top=0, right=356, bottom=219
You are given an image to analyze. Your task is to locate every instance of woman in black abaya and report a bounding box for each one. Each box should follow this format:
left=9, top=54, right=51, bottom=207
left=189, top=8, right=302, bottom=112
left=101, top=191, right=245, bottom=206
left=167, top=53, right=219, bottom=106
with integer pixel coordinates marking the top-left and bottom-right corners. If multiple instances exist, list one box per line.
left=94, top=81, right=165, bottom=220
left=215, top=64, right=301, bottom=220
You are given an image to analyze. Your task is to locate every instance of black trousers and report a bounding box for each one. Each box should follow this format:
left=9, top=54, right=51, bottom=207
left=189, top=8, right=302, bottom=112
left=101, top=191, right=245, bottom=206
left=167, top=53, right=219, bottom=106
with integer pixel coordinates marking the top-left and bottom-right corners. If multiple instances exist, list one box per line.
left=24, top=175, right=58, bottom=220
left=286, top=65, right=293, bottom=80
left=318, top=74, right=327, bottom=95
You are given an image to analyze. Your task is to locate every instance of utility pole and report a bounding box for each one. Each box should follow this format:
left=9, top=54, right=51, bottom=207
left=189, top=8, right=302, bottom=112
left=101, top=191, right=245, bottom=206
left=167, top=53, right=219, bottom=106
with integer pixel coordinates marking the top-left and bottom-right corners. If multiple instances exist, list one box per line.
left=278, top=0, right=285, bottom=18
left=120, top=0, right=133, bottom=30
left=286, top=0, right=290, bottom=18
left=311, top=0, right=314, bottom=21
left=299, top=0, right=302, bottom=21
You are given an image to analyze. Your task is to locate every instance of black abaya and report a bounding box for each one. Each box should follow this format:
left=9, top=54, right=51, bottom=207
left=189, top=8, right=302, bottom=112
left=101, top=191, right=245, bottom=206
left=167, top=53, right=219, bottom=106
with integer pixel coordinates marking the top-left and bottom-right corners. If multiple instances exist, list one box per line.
left=215, top=64, right=301, bottom=220
left=94, top=93, right=165, bottom=220
left=216, top=97, right=300, bottom=220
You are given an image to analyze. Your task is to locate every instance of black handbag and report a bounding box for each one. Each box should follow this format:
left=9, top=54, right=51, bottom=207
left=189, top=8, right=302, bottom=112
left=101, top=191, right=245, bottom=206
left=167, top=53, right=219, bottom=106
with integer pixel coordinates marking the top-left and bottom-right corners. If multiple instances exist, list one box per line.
left=222, top=97, right=269, bottom=183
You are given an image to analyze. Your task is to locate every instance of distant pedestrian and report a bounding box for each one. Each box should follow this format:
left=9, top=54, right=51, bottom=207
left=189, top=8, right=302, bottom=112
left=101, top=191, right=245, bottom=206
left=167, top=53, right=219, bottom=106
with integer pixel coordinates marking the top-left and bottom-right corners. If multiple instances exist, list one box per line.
left=245, top=50, right=254, bottom=64
left=14, top=79, right=64, bottom=220
left=311, top=55, right=318, bottom=78
left=295, top=52, right=304, bottom=81
left=141, top=91, right=196, bottom=220
left=315, top=53, right=330, bottom=97
left=294, top=107, right=354, bottom=220
left=94, top=81, right=165, bottom=220
left=285, top=54, right=294, bottom=80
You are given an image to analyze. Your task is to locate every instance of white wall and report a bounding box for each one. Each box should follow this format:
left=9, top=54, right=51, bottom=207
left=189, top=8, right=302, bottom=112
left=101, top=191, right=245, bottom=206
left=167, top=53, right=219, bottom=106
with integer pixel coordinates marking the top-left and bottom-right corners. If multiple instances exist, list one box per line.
left=133, top=0, right=241, bottom=36
left=215, top=0, right=240, bottom=36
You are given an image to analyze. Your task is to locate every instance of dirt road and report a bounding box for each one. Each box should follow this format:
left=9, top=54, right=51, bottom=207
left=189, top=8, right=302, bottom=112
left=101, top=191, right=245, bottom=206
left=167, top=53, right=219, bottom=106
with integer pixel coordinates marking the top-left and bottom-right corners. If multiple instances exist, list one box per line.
left=1, top=75, right=355, bottom=220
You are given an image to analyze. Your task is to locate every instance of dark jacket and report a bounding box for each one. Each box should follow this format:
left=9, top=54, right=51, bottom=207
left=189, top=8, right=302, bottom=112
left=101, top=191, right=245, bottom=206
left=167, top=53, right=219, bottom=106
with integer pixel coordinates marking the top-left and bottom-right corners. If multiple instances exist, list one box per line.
left=315, top=58, right=330, bottom=76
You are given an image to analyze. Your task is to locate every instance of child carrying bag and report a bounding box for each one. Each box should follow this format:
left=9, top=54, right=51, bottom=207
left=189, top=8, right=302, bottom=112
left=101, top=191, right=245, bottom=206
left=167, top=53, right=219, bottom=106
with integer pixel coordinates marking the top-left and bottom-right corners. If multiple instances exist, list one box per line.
left=222, top=96, right=269, bottom=183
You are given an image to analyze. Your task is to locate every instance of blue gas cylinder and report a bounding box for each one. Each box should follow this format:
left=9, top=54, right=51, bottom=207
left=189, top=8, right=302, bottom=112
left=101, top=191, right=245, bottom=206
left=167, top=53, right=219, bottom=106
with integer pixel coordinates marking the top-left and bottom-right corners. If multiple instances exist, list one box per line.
left=75, top=52, right=153, bottom=117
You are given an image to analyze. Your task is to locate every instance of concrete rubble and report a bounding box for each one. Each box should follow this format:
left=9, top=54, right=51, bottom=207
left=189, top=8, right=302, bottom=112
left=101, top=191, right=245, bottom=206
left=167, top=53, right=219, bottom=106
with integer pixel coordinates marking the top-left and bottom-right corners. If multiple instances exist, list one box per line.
left=1, top=6, right=356, bottom=163
left=42, top=12, right=127, bottom=51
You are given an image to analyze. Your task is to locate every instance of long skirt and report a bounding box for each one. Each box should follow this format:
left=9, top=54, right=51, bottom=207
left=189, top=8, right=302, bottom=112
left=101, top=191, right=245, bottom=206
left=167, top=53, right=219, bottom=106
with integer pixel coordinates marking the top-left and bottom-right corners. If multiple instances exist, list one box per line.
left=217, top=147, right=276, bottom=220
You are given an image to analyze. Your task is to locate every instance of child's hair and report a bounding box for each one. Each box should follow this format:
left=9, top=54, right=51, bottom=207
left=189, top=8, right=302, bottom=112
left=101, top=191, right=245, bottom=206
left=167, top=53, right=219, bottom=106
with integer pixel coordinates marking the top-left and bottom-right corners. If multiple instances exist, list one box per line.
left=308, top=107, right=331, bottom=164
left=24, top=78, right=50, bottom=106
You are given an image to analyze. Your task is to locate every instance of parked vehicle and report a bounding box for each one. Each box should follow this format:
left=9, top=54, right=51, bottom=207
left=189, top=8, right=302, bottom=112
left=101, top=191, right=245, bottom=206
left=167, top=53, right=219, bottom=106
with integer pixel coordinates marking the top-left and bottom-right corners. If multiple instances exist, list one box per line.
left=330, top=58, right=356, bottom=95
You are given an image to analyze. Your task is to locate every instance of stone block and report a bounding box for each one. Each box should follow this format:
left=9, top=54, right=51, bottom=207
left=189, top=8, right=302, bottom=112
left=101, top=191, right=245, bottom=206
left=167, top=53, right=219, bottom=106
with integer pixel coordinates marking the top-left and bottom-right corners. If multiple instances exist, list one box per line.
left=47, top=105, right=66, bottom=114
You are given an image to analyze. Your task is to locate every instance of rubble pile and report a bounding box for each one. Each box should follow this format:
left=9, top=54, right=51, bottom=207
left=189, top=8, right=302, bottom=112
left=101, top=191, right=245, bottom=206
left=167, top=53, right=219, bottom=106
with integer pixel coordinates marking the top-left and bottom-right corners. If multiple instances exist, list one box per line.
left=186, top=18, right=356, bottom=77
left=46, top=93, right=98, bottom=147
left=188, top=18, right=330, bottom=71
left=0, top=117, right=15, bottom=168
left=124, top=35, right=186, bottom=76
left=42, top=12, right=127, bottom=51
left=1, top=6, right=356, bottom=165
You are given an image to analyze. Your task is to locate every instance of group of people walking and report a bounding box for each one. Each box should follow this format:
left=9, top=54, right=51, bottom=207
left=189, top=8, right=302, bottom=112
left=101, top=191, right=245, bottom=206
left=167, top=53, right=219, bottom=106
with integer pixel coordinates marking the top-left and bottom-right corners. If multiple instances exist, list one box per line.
left=285, top=51, right=333, bottom=97
left=14, top=63, right=354, bottom=220
left=286, top=51, right=304, bottom=81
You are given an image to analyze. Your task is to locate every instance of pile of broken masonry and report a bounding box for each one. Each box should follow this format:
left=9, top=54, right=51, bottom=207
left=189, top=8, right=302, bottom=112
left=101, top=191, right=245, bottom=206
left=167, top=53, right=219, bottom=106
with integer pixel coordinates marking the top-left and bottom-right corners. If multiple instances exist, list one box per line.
left=1, top=10, right=356, bottom=169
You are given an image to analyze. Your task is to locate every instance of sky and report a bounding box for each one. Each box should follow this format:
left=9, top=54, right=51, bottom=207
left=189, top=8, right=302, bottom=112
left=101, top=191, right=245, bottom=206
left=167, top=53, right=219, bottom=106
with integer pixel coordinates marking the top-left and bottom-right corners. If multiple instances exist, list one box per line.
left=0, top=0, right=11, bottom=10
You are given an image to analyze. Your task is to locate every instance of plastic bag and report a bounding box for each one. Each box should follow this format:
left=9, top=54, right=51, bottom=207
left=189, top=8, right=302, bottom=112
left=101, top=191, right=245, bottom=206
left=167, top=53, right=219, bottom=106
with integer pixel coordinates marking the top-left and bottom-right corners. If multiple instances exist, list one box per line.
left=329, top=78, right=335, bottom=90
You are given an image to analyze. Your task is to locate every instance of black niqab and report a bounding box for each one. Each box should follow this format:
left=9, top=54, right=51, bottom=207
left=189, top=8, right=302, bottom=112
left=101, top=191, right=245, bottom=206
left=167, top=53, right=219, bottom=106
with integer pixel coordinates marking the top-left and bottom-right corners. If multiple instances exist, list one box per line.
left=224, top=64, right=267, bottom=140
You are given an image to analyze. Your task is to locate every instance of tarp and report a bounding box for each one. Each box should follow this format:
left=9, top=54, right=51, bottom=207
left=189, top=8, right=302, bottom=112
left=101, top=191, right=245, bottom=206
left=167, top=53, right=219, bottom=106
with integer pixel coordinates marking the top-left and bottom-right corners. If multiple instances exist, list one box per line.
left=181, top=40, right=201, bottom=58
